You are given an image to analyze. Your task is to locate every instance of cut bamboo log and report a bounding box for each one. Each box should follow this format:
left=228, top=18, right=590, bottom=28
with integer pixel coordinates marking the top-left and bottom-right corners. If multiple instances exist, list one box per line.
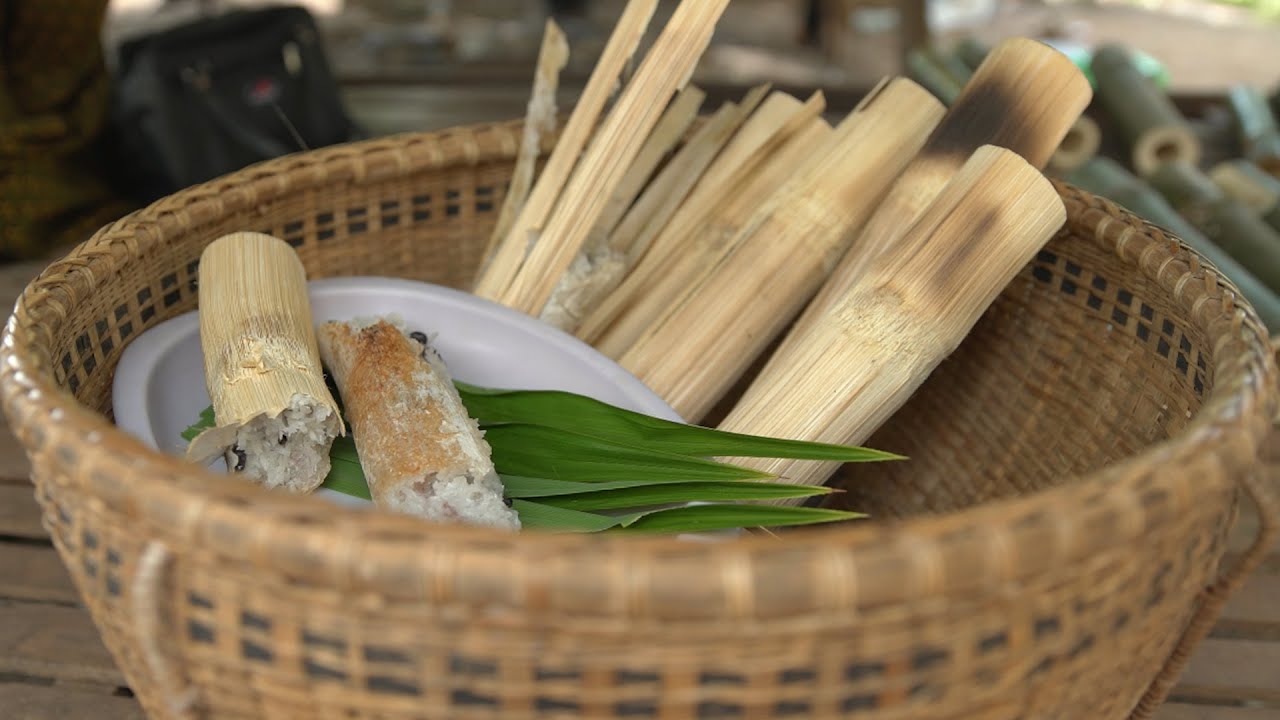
left=798, top=37, right=1091, bottom=331
left=718, top=145, right=1066, bottom=494
left=618, top=78, right=946, bottom=421
left=539, top=86, right=705, bottom=331
left=472, top=0, right=657, bottom=301
left=1210, top=159, right=1280, bottom=214
left=1228, top=85, right=1280, bottom=174
left=499, top=0, right=734, bottom=316
left=575, top=88, right=814, bottom=349
left=1048, top=114, right=1101, bottom=174
left=1092, top=44, right=1200, bottom=178
left=1068, top=157, right=1280, bottom=331
left=1148, top=161, right=1280, bottom=293
left=479, top=19, right=570, bottom=270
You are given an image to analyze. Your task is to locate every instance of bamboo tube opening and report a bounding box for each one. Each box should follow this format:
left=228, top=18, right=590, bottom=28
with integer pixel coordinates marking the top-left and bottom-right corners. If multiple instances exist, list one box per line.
left=1049, top=116, right=1101, bottom=174
left=1135, top=128, right=1200, bottom=177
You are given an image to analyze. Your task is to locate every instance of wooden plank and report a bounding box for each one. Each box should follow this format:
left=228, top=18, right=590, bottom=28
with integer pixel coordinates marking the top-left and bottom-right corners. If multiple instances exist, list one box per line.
left=0, top=683, right=143, bottom=720
left=0, top=544, right=78, bottom=604
left=0, top=481, right=45, bottom=540
left=1157, top=703, right=1280, bottom=719
left=1176, top=639, right=1280, bottom=705
left=0, top=602, right=124, bottom=686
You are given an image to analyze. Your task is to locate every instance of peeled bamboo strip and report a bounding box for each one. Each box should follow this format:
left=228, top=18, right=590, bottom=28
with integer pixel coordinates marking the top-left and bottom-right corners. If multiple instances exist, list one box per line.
left=797, top=37, right=1090, bottom=332
left=472, top=0, right=657, bottom=301
left=498, top=0, right=733, bottom=316
left=576, top=89, right=817, bottom=349
left=719, top=145, right=1066, bottom=493
left=588, top=85, right=706, bottom=250
left=620, top=79, right=946, bottom=421
left=598, top=114, right=833, bottom=359
left=479, top=19, right=569, bottom=270
left=539, top=99, right=752, bottom=332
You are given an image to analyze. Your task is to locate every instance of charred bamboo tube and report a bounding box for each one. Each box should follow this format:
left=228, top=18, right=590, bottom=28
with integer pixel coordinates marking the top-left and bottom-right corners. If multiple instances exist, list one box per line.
left=1092, top=44, right=1200, bottom=178
left=1069, top=158, right=1280, bottom=331
left=718, top=145, right=1066, bottom=494
left=1048, top=114, right=1101, bottom=175
left=798, top=37, right=1091, bottom=331
left=1148, top=161, right=1280, bottom=293
left=1228, top=85, right=1280, bottom=174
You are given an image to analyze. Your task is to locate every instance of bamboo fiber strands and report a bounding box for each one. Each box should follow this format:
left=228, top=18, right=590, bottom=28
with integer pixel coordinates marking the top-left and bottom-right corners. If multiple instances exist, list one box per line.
left=495, top=0, right=733, bottom=316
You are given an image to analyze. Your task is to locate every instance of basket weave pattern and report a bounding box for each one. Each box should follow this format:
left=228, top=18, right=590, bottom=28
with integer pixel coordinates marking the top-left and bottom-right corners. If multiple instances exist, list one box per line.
left=2, top=122, right=1277, bottom=720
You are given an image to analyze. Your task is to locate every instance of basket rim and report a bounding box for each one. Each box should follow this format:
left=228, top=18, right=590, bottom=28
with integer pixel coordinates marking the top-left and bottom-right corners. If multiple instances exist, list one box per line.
left=2, top=120, right=1276, bottom=620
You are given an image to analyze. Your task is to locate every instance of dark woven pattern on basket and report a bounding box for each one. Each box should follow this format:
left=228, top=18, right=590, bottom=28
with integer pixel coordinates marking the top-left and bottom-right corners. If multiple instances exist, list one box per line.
left=1, top=121, right=1276, bottom=720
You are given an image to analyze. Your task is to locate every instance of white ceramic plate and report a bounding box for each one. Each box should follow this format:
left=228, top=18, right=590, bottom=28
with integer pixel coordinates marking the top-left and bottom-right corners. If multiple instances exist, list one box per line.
left=112, top=276, right=682, bottom=507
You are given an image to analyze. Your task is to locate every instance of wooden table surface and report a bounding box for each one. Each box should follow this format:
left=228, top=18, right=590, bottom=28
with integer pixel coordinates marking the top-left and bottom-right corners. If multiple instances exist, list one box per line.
left=0, top=260, right=1275, bottom=720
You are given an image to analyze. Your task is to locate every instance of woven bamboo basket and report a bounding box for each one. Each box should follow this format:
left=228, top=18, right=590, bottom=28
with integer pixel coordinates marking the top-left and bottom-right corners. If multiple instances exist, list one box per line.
left=2, top=120, right=1278, bottom=720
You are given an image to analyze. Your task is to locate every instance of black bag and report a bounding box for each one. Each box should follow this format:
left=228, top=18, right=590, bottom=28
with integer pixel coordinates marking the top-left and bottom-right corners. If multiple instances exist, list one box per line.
left=110, top=4, right=362, bottom=203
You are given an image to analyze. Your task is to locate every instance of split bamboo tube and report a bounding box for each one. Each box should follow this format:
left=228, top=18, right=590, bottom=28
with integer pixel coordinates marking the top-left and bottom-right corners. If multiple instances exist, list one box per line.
left=1068, top=157, right=1280, bottom=331
left=575, top=89, right=818, bottom=349
left=539, top=97, right=760, bottom=332
left=480, top=19, right=569, bottom=268
left=798, top=37, right=1091, bottom=330
left=718, top=145, right=1066, bottom=494
left=1092, top=44, right=1200, bottom=178
left=618, top=78, right=946, bottom=421
left=1228, top=85, right=1280, bottom=174
left=497, top=0, right=733, bottom=316
left=473, top=0, right=657, bottom=300
left=1148, top=161, right=1280, bottom=293
left=538, top=86, right=705, bottom=331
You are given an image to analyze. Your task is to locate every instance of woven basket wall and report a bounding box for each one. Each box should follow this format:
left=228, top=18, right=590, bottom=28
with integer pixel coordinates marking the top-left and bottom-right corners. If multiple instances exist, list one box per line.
left=2, top=120, right=1277, bottom=720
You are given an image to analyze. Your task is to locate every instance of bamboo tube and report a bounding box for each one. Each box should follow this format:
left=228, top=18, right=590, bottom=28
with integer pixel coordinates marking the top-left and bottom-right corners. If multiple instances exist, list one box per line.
left=618, top=79, right=947, bottom=421
left=932, top=48, right=976, bottom=88
left=1048, top=114, right=1101, bottom=175
left=798, top=37, right=1091, bottom=331
left=498, top=0, right=733, bottom=316
left=954, top=37, right=990, bottom=71
left=575, top=89, right=817, bottom=348
left=1092, top=44, right=1200, bottom=178
left=1068, top=157, right=1280, bottom=331
left=1148, top=161, right=1280, bottom=293
left=186, top=232, right=343, bottom=492
left=1210, top=159, right=1280, bottom=214
left=906, top=48, right=964, bottom=106
left=473, top=0, right=657, bottom=301
left=1228, top=85, right=1280, bottom=174
left=480, top=19, right=570, bottom=269
left=718, top=145, right=1066, bottom=493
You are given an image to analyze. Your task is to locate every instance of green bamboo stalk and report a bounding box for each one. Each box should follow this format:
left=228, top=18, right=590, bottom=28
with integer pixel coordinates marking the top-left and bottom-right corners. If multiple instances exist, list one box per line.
left=1228, top=85, right=1280, bottom=173
left=1092, top=45, right=1200, bottom=177
left=1069, top=157, right=1280, bottom=331
left=905, top=48, right=964, bottom=106
left=954, top=37, right=990, bottom=72
left=1148, top=161, right=1280, bottom=294
left=1210, top=159, right=1280, bottom=215
left=931, top=48, right=975, bottom=86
